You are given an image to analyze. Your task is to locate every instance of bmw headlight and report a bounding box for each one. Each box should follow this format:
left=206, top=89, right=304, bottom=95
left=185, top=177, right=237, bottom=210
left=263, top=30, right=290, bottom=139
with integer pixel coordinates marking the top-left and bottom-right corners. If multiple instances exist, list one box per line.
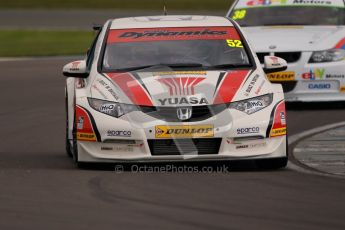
left=229, top=94, right=273, bottom=115
left=88, top=98, right=139, bottom=118
left=309, top=49, right=345, bottom=63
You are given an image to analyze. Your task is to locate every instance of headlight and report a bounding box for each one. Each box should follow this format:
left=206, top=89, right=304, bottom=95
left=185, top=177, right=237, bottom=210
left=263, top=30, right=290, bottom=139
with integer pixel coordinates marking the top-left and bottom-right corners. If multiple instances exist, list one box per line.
left=309, top=49, right=345, bottom=63
left=88, top=98, right=139, bottom=118
left=229, top=94, right=273, bottom=115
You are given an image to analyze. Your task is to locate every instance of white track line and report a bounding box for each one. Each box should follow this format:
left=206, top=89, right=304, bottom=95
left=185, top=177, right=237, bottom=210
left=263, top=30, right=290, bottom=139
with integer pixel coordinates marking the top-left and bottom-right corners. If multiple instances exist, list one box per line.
left=288, top=121, right=345, bottom=178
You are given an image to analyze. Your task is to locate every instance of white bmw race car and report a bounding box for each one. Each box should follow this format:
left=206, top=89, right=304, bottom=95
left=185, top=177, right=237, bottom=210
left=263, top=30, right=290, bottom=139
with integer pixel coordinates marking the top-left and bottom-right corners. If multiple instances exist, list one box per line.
left=63, top=15, right=288, bottom=168
left=227, top=0, right=345, bottom=102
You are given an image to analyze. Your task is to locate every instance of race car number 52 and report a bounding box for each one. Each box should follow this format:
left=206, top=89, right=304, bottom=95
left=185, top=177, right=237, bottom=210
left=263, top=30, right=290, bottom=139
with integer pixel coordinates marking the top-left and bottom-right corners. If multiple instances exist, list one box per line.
left=227, top=39, right=243, bottom=48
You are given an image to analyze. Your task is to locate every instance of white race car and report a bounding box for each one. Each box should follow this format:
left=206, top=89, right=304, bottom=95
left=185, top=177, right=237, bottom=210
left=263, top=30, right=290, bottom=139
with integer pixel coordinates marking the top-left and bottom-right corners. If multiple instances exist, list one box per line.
left=227, top=0, right=345, bottom=102
left=63, top=15, right=288, bottom=169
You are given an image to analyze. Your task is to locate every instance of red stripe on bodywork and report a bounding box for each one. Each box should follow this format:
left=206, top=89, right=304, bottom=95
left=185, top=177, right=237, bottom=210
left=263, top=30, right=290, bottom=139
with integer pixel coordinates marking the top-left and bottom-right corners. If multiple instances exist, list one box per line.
left=213, top=70, right=249, bottom=104
left=335, top=38, right=345, bottom=49
left=106, top=73, right=153, bottom=106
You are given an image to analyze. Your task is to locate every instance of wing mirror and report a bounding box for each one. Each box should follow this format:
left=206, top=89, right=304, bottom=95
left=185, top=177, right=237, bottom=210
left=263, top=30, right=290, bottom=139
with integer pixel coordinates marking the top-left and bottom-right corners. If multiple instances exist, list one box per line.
left=62, top=60, right=89, bottom=78
left=263, top=56, right=288, bottom=74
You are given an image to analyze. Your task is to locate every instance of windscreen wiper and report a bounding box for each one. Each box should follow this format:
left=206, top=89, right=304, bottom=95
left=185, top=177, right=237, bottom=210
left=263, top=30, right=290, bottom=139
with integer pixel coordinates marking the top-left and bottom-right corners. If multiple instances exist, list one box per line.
left=159, top=63, right=204, bottom=68
left=207, top=64, right=252, bottom=69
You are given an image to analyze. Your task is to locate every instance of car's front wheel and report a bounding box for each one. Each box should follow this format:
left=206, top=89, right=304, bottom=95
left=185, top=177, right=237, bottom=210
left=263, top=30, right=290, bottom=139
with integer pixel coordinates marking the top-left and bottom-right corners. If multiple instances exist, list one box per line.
left=256, top=137, right=288, bottom=170
left=65, top=90, right=73, bottom=158
left=255, top=157, right=288, bottom=170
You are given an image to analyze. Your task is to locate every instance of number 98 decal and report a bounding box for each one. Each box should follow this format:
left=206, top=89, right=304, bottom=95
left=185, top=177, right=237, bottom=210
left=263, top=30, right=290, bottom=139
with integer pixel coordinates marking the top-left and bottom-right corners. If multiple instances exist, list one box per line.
left=232, top=10, right=247, bottom=20
left=226, top=39, right=243, bottom=48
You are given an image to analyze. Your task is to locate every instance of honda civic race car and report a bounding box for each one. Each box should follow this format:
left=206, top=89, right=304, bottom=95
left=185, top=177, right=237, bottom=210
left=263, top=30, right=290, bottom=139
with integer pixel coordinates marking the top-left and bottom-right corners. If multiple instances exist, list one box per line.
left=63, top=15, right=288, bottom=169
left=227, top=0, right=345, bottom=102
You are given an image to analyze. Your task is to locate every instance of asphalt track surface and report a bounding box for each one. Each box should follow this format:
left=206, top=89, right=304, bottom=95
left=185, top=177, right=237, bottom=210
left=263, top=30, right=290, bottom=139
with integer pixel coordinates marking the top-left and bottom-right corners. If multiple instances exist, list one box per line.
left=1, top=58, right=345, bottom=230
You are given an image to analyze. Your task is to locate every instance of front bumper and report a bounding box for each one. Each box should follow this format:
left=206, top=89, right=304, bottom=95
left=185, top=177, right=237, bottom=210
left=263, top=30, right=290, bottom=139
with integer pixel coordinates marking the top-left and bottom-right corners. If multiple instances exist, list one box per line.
left=75, top=95, right=287, bottom=163
left=265, top=51, right=345, bottom=102
left=77, top=136, right=286, bottom=163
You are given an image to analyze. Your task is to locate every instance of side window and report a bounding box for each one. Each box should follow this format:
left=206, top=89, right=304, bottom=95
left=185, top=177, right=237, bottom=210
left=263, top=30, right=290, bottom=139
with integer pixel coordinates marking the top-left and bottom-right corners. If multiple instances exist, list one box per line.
left=86, top=29, right=102, bottom=71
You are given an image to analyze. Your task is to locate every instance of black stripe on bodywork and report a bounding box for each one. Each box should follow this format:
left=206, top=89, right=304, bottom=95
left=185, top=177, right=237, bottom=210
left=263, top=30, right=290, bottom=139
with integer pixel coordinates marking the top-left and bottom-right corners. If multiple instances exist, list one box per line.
left=265, top=99, right=283, bottom=138
left=213, top=72, right=226, bottom=96
left=132, top=72, right=152, bottom=98
left=226, top=17, right=257, bottom=70
left=79, top=105, right=102, bottom=142
left=97, top=21, right=112, bottom=73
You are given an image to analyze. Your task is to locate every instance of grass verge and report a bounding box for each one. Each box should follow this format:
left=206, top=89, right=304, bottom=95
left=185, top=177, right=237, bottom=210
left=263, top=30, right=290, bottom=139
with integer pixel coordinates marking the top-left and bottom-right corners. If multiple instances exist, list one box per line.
left=0, top=0, right=233, bottom=11
left=0, top=30, right=94, bottom=57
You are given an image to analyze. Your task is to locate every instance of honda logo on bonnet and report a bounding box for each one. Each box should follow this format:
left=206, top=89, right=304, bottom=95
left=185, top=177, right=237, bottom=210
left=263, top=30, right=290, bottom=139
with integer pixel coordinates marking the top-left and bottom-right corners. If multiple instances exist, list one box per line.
left=177, top=107, right=192, bottom=121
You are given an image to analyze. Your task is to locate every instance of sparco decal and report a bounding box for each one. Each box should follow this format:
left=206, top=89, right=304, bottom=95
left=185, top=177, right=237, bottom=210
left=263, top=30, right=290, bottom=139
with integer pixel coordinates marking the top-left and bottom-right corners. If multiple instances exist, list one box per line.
left=158, top=97, right=209, bottom=106
left=107, top=130, right=132, bottom=137
left=237, top=127, right=260, bottom=135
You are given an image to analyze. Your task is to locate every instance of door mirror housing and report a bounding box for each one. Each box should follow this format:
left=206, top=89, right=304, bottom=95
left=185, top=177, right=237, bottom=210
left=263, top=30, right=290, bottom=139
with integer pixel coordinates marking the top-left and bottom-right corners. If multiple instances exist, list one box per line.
left=62, top=60, right=89, bottom=78
left=263, top=56, right=288, bottom=74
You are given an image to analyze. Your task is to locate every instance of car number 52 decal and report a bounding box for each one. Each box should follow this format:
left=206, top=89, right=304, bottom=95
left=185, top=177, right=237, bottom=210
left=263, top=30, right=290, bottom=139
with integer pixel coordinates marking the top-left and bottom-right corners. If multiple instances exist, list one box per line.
left=227, top=39, right=243, bottom=48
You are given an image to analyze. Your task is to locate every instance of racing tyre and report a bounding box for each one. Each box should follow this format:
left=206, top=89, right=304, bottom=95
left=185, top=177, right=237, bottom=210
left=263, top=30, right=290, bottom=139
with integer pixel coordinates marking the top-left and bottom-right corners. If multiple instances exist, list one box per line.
left=71, top=114, right=82, bottom=167
left=255, top=157, right=288, bottom=170
left=71, top=120, right=90, bottom=169
left=65, top=91, right=73, bottom=157
left=256, top=137, right=288, bottom=170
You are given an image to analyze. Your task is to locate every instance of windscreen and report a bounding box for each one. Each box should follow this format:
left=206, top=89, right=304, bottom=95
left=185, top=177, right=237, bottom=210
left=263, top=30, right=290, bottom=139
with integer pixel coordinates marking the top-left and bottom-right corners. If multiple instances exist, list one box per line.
left=230, top=0, right=345, bottom=26
left=102, top=26, right=251, bottom=71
